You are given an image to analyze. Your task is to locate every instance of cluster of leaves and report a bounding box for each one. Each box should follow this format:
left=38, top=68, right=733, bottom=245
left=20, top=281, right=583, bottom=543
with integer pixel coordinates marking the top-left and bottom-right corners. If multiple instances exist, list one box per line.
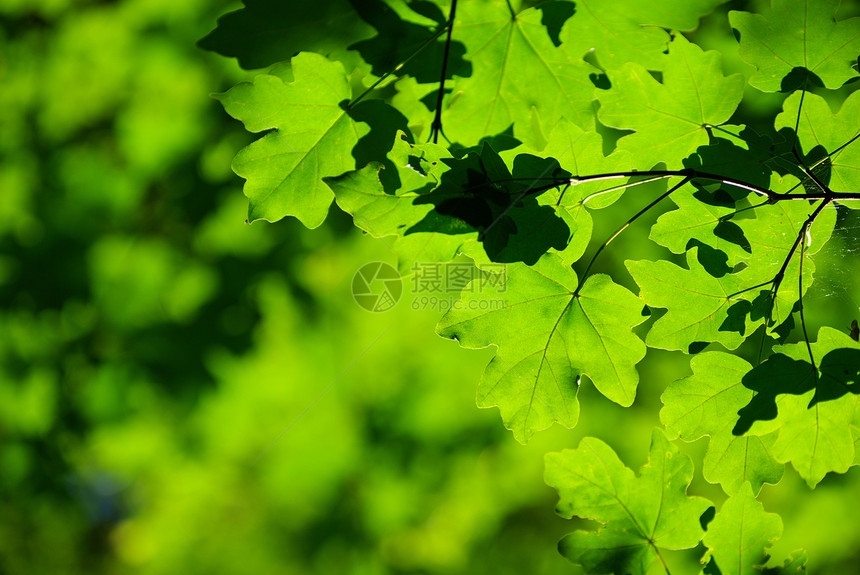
left=204, top=0, right=860, bottom=572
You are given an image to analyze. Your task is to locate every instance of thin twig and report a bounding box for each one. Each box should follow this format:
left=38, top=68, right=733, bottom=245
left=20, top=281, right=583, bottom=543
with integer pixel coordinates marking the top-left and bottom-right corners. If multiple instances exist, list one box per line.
left=726, top=199, right=829, bottom=300
left=348, top=24, right=451, bottom=109
left=572, top=176, right=691, bottom=296
left=797, top=226, right=818, bottom=383
left=430, top=0, right=458, bottom=144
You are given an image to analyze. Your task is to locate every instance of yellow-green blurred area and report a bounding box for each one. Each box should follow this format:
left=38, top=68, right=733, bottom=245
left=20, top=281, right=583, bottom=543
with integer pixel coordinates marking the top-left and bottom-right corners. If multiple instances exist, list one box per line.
left=0, top=1, right=575, bottom=573
left=1, top=1, right=860, bottom=574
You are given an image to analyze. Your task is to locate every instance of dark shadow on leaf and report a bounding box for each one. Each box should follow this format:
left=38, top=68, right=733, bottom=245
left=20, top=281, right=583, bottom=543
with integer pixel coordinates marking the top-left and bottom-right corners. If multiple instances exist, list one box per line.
left=198, top=0, right=373, bottom=69
left=686, top=136, right=771, bottom=191
left=346, top=99, right=410, bottom=191
left=719, top=300, right=750, bottom=336
left=700, top=506, right=716, bottom=530
left=714, top=220, right=752, bottom=253
left=688, top=239, right=731, bottom=278
left=449, top=125, right=522, bottom=158
left=348, top=0, right=471, bottom=83
left=771, top=306, right=796, bottom=344
left=798, top=144, right=832, bottom=193
left=419, top=87, right=449, bottom=114
left=772, top=127, right=834, bottom=189
left=589, top=73, right=610, bottom=89
left=691, top=186, right=739, bottom=208
left=811, top=348, right=860, bottom=405
left=733, top=348, right=860, bottom=434
left=408, top=1, right=447, bottom=25
left=406, top=144, right=570, bottom=264
left=748, top=290, right=774, bottom=323
left=594, top=114, right=632, bottom=155
left=647, top=70, right=664, bottom=83
left=733, top=354, right=816, bottom=435
left=688, top=341, right=710, bottom=354
left=780, top=67, right=825, bottom=92
left=536, top=1, right=576, bottom=47
left=702, top=556, right=723, bottom=575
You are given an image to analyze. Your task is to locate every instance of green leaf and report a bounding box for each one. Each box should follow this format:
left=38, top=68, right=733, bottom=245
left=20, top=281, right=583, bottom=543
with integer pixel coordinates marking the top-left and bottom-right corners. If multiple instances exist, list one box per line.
left=648, top=180, right=740, bottom=259
left=545, top=428, right=711, bottom=574
left=216, top=52, right=367, bottom=227
left=597, top=34, right=745, bottom=170
left=740, top=327, right=860, bottom=487
left=325, top=132, right=479, bottom=271
left=558, top=0, right=726, bottom=70
left=436, top=253, right=646, bottom=442
left=643, top=177, right=838, bottom=345
left=325, top=132, right=451, bottom=237
left=729, top=0, right=860, bottom=91
left=702, top=482, right=783, bottom=575
left=198, top=0, right=374, bottom=69
left=442, top=1, right=598, bottom=146
left=661, top=352, right=783, bottom=493
left=762, top=550, right=809, bottom=574
left=534, top=118, right=640, bottom=265
left=650, top=169, right=837, bottom=270
left=408, top=143, right=572, bottom=265
left=775, top=90, right=860, bottom=194
left=627, top=249, right=748, bottom=351
left=556, top=0, right=669, bottom=71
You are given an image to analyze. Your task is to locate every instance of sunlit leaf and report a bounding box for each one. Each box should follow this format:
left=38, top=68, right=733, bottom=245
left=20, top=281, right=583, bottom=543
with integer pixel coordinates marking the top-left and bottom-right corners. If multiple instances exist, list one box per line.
left=775, top=90, right=860, bottom=195
left=702, top=482, right=783, bottom=575
left=729, top=0, right=860, bottom=91
left=436, top=253, right=646, bottom=442
left=442, top=0, right=597, bottom=146
left=545, top=428, right=711, bottom=575
left=597, top=35, right=744, bottom=170
left=216, top=52, right=367, bottom=227
left=661, top=352, right=783, bottom=493
left=740, top=327, right=860, bottom=487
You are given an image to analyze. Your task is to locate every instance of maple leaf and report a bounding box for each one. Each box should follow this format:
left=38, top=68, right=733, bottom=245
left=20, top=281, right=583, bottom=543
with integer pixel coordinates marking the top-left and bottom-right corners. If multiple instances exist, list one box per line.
left=597, top=34, right=744, bottom=170
left=775, top=90, right=860, bottom=194
left=216, top=52, right=367, bottom=227
left=627, top=249, right=749, bottom=351
left=441, top=0, right=597, bottom=146
left=729, top=0, right=860, bottom=91
left=736, top=327, right=860, bottom=487
left=436, top=253, right=646, bottom=443
left=661, top=352, right=784, bottom=493
left=702, top=482, right=784, bottom=575
left=532, top=118, right=640, bottom=265
left=557, top=0, right=727, bottom=70
left=545, top=428, right=711, bottom=575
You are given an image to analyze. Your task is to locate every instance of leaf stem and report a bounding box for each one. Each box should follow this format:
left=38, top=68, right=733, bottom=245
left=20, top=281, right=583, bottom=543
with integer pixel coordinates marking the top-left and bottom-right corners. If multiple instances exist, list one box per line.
left=430, top=0, right=458, bottom=144
left=573, top=176, right=690, bottom=295
left=487, top=169, right=860, bottom=202
left=580, top=174, right=673, bottom=205
left=797, top=227, right=818, bottom=384
left=726, top=199, right=830, bottom=302
left=566, top=169, right=860, bottom=201
left=348, top=21, right=451, bottom=109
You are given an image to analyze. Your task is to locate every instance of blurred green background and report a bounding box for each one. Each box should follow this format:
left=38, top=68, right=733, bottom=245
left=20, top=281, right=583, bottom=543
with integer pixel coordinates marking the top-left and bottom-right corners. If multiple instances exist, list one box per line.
left=1, top=1, right=859, bottom=574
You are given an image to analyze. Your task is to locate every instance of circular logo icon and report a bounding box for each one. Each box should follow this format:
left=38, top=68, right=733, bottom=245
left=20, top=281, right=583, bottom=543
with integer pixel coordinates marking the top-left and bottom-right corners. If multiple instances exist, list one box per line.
left=351, top=262, right=402, bottom=312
